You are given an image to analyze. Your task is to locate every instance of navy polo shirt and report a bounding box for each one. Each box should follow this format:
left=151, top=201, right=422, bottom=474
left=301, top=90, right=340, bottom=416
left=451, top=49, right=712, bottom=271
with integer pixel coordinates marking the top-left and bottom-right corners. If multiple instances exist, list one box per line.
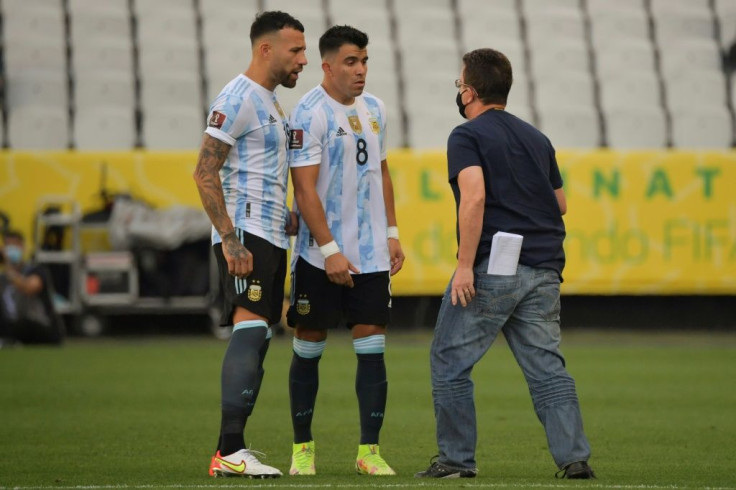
left=446, top=109, right=566, bottom=278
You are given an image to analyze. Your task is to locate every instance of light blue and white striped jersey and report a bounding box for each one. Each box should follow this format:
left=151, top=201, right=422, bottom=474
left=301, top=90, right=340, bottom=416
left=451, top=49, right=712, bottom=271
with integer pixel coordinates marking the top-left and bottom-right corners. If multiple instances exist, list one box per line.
left=289, top=85, right=390, bottom=273
left=205, top=74, right=291, bottom=250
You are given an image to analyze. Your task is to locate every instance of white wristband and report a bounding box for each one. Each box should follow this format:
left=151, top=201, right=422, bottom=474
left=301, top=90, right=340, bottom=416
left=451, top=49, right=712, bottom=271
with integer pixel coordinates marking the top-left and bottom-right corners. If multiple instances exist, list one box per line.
left=319, top=240, right=340, bottom=258
left=387, top=226, right=399, bottom=240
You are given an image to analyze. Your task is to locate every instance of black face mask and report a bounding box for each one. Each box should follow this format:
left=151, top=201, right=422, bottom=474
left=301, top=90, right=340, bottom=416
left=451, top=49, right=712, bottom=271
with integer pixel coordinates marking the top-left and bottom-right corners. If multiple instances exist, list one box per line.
left=456, top=91, right=468, bottom=119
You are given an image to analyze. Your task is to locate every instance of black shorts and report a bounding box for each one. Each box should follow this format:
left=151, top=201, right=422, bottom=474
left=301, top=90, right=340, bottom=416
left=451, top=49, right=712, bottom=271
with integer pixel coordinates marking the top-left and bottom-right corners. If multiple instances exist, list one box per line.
left=214, top=230, right=286, bottom=326
left=286, top=257, right=391, bottom=330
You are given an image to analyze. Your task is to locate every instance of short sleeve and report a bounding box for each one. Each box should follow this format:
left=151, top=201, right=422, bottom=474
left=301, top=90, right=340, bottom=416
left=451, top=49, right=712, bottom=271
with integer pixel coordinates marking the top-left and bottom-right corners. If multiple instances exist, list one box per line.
left=378, top=98, right=388, bottom=161
left=289, top=105, right=324, bottom=168
left=447, top=125, right=480, bottom=181
left=204, top=93, right=250, bottom=146
left=548, top=144, right=563, bottom=189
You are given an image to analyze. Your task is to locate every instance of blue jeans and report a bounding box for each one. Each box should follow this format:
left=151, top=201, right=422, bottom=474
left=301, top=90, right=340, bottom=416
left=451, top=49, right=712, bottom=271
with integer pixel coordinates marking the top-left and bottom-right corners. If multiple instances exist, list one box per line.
left=430, top=261, right=591, bottom=470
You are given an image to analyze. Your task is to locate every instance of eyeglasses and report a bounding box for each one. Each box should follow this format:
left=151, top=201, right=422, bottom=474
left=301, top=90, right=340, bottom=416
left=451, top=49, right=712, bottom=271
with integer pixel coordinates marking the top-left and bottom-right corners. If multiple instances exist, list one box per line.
left=454, top=79, right=467, bottom=89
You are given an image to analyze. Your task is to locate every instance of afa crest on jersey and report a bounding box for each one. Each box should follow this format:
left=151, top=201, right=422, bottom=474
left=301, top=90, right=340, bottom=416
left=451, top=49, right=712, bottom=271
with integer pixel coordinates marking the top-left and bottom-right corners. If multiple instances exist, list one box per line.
left=296, top=295, right=310, bottom=315
left=247, top=281, right=262, bottom=302
left=348, top=115, right=363, bottom=134
left=369, top=118, right=380, bottom=134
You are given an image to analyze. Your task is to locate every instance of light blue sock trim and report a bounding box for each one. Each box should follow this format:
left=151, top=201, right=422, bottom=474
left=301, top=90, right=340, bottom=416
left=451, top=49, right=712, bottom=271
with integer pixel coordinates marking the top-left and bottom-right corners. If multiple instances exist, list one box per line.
left=353, top=334, right=385, bottom=354
left=293, top=337, right=326, bottom=359
left=233, top=320, right=269, bottom=332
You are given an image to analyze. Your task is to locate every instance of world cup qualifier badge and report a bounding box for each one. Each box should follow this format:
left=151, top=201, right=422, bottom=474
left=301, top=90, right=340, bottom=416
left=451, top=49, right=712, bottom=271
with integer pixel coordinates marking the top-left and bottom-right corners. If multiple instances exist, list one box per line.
left=296, top=294, right=310, bottom=315
left=247, top=280, right=263, bottom=302
left=289, top=129, right=304, bottom=149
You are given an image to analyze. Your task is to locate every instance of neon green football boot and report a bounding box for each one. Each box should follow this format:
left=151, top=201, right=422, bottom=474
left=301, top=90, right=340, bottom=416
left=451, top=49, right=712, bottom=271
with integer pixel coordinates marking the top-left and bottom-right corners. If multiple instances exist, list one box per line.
left=289, top=441, right=316, bottom=475
left=355, top=444, right=396, bottom=476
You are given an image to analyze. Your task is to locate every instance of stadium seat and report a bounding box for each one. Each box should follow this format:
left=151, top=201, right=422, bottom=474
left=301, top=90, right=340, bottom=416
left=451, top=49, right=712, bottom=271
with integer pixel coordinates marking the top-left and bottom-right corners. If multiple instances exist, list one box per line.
left=400, top=40, right=460, bottom=77
left=670, top=107, right=733, bottom=149
left=537, top=105, right=601, bottom=149
left=461, top=11, right=521, bottom=52
left=1, top=6, right=64, bottom=43
left=521, top=0, right=580, bottom=16
left=132, top=0, right=190, bottom=16
left=534, top=73, right=595, bottom=110
left=142, top=107, right=204, bottom=150
left=659, top=39, right=723, bottom=81
left=459, top=0, right=516, bottom=17
left=74, top=72, right=135, bottom=110
left=6, top=70, right=68, bottom=109
left=68, top=0, right=128, bottom=15
left=605, top=106, right=667, bottom=149
left=396, top=11, right=455, bottom=51
left=138, top=43, right=200, bottom=76
left=595, top=39, right=657, bottom=79
left=529, top=41, right=590, bottom=80
left=4, top=41, right=66, bottom=74
left=599, top=73, right=662, bottom=112
left=665, top=73, right=728, bottom=111
left=589, top=10, right=650, bottom=50
left=394, top=0, right=452, bottom=16
left=140, top=75, right=202, bottom=111
left=715, top=0, right=736, bottom=47
left=650, top=0, right=710, bottom=15
left=74, top=107, right=136, bottom=150
left=72, top=41, right=134, bottom=74
left=653, top=10, right=715, bottom=44
left=407, top=106, right=462, bottom=150
left=586, top=0, right=645, bottom=16
left=70, top=10, right=131, bottom=46
left=136, top=10, right=197, bottom=47
left=525, top=9, right=586, bottom=47
left=329, top=0, right=392, bottom=44
left=8, top=106, right=69, bottom=150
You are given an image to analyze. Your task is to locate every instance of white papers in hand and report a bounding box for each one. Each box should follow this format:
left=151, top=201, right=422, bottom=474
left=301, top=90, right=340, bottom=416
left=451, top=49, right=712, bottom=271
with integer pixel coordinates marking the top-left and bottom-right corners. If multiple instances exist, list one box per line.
left=487, top=232, right=523, bottom=275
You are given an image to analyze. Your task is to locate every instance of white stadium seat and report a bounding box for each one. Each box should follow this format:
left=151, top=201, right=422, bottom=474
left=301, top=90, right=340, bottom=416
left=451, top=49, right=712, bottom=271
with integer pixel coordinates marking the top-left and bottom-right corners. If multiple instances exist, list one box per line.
left=599, top=73, right=662, bottom=112
left=8, top=106, right=69, bottom=150
left=6, top=70, right=68, bottom=109
left=605, top=106, right=667, bottom=149
left=671, top=107, right=733, bottom=149
left=143, top=107, right=205, bottom=150
left=74, top=107, right=136, bottom=150
left=535, top=73, right=595, bottom=110
left=74, top=72, right=135, bottom=110
left=665, top=73, right=728, bottom=111
left=538, top=105, right=601, bottom=149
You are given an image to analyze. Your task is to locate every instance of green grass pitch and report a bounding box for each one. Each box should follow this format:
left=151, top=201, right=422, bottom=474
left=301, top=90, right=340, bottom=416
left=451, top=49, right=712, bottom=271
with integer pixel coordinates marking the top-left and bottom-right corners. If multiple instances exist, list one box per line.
left=0, top=328, right=734, bottom=489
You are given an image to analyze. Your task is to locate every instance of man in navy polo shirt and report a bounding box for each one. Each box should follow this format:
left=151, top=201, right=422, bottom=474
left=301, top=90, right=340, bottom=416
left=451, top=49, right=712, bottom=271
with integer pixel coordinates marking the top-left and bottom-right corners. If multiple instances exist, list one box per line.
left=415, top=48, right=595, bottom=480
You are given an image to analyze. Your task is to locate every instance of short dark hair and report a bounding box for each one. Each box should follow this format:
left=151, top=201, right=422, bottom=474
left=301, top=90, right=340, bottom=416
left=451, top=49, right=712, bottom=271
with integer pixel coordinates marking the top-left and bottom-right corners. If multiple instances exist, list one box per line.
left=2, top=229, right=24, bottom=242
left=462, top=48, right=513, bottom=105
left=250, top=11, right=304, bottom=44
left=319, top=25, right=368, bottom=57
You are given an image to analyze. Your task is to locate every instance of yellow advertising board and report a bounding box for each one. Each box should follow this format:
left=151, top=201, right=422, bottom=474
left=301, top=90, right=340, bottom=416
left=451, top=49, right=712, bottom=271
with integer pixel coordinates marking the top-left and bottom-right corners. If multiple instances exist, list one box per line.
left=1, top=150, right=734, bottom=295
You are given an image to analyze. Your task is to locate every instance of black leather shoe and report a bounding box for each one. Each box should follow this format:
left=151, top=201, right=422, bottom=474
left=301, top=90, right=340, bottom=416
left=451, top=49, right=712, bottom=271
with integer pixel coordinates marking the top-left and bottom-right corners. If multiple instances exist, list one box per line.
left=415, top=457, right=477, bottom=478
left=556, top=461, right=596, bottom=479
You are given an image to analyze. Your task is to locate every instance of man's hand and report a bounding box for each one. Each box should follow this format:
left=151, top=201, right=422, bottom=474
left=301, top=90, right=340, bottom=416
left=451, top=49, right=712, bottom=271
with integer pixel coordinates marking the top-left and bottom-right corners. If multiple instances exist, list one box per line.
left=388, top=238, right=405, bottom=276
left=222, top=232, right=253, bottom=278
left=325, top=252, right=360, bottom=288
left=285, top=211, right=299, bottom=236
left=451, top=266, right=475, bottom=307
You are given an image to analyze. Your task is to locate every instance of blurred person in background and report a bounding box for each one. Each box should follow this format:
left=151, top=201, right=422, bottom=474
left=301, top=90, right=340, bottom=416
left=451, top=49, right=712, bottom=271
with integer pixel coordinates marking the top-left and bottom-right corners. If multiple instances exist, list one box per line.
left=193, top=10, right=306, bottom=479
left=0, top=230, right=64, bottom=346
left=415, top=48, right=595, bottom=480
left=286, top=25, right=404, bottom=476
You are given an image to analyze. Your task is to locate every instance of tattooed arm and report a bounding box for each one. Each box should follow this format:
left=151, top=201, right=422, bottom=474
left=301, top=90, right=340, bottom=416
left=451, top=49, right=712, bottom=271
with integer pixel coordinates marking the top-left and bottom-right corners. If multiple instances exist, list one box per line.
left=193, top=134, right=253, bottom=278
